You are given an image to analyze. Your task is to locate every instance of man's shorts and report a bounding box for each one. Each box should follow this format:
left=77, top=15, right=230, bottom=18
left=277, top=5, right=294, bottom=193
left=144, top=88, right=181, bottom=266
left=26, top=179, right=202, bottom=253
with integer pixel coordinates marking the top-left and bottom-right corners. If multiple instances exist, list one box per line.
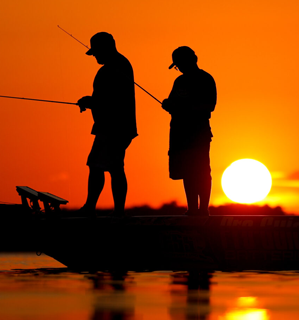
left=87, top=136, right=131, bottom=171
left=169, top=139, right=211, bottom=180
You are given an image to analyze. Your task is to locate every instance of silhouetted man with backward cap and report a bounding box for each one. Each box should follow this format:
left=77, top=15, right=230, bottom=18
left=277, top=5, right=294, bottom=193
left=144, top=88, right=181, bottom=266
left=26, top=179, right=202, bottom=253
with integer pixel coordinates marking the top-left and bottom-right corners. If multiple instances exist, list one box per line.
left=162, top=46, right=216, bottom=216
left=77, top=32, right=137, bottom=217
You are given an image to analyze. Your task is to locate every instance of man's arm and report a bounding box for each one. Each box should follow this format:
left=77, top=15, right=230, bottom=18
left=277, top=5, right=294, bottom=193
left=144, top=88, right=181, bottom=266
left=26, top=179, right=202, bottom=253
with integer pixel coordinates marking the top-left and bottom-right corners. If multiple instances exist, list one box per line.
left=161, top=78, right=184, bottom=114
left=77, top=96, right=94, bottom=113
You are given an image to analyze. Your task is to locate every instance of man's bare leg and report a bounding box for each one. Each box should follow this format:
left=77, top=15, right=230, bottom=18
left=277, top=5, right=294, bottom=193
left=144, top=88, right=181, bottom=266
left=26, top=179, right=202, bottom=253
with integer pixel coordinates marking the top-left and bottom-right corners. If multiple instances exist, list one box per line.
left=183, top=175, right=198, bottom=214
left=110, top=167, right=127, bottom=215
left=84, top=166, right=105, bottom=211
left=198, top=176, right=211, bottom=215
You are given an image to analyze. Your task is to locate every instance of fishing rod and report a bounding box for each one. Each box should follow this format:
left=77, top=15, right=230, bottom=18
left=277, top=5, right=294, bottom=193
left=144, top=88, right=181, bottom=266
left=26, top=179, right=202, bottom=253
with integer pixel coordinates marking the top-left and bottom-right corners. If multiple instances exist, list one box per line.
left=0, top=95, right=77, bottom=105
left=58, top=25, right=162, bottom=105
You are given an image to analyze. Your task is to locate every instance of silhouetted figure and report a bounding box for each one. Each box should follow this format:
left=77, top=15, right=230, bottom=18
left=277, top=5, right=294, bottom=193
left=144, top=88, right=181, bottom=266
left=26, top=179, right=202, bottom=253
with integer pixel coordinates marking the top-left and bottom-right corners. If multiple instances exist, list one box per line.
left=77, top=32, right=137, bottom=217
left=162, top=47, right=216, bottom=216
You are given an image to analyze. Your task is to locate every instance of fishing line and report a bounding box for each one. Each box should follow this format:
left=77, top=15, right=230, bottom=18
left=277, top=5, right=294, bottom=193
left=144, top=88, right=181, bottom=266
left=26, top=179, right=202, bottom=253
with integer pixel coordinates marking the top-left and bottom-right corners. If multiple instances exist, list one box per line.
left=57, top=25, right=162, bottom=105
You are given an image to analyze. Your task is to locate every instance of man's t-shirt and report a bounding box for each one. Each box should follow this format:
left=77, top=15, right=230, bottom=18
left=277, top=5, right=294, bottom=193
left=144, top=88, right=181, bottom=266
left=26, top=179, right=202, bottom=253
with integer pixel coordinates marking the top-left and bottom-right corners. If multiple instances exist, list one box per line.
left=166, top=68, right=216, bottom=152
left=91, top=52, right=138, bottom=143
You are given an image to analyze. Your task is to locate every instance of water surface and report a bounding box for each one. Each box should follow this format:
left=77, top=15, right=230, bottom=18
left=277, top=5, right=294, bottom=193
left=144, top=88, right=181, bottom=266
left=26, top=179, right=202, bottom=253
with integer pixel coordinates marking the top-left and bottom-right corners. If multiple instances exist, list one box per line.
left=1, top=253, right=299, bottom=319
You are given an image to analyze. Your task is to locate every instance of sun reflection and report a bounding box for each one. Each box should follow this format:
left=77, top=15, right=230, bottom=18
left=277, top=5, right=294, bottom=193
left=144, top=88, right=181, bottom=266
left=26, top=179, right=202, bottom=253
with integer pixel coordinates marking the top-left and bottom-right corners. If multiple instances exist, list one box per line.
left=220, top=296, right=269, bottom=320
left=221, top=309, right=269, bottom=320
left=237, top=296, right=257, bottom=307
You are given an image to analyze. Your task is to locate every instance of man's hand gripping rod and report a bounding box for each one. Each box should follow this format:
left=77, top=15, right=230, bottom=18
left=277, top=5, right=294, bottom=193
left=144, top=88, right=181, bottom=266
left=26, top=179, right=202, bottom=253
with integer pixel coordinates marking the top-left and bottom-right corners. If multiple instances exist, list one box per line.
left=57, top=25, right=162, bottom=105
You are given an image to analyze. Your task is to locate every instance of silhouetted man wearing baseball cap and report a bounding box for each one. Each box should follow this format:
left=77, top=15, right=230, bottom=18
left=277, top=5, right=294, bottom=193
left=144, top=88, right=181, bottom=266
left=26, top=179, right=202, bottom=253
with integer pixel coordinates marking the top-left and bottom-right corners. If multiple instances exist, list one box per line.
left=77, top=32, right=137, bottom=217
left=162, top=46, right=216, bottom=216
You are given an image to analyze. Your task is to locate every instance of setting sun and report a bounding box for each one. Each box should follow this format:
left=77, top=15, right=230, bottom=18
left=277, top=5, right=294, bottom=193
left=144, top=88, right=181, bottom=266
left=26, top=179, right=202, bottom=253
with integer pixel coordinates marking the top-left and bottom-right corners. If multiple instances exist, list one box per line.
left=221, top=159, right=272, bottom=204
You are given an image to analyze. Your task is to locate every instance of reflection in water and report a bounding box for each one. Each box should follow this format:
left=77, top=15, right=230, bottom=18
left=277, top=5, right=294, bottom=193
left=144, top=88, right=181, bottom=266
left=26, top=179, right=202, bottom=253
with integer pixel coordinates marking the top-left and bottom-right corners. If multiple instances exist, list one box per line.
left=169, top=272, right=212, bottom=320
left=89, top=272, right=135, bottom=320
left=2, top=254, right=299, bottom=319
left=221, top=309, right=268, bottom=320
left=220, top=296, right=269, bottom=320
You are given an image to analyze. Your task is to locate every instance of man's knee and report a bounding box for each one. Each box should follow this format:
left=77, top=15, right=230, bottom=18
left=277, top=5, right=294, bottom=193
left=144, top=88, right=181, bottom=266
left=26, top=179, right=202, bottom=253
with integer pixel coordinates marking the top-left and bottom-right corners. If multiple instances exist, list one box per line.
left=109, top=166, right=126, bottom=177
left=89, top=166, right=105, bottom=177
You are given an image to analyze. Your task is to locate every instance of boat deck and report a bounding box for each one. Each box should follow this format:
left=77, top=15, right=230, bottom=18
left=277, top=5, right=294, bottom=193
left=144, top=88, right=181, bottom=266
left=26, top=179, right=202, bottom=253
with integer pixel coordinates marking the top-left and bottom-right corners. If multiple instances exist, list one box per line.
left=36, top=214, right=299, bottom=272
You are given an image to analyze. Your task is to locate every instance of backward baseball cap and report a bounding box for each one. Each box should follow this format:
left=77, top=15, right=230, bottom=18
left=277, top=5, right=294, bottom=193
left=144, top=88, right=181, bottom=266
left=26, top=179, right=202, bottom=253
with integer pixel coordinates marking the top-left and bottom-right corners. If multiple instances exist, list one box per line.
left=169, top=46, right=196, bottom=69
left=86, top=32, right=115, bottom=55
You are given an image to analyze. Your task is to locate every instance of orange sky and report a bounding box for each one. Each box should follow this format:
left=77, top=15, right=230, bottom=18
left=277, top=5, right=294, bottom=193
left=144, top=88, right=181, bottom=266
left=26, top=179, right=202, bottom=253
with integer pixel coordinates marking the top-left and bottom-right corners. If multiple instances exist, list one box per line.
left=0, top=0, right=299, bottom=213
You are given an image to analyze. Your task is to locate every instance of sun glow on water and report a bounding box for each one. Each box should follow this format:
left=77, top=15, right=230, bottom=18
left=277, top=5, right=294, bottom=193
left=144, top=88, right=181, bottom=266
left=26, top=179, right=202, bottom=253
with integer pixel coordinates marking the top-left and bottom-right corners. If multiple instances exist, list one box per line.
left=221, top=159, right=272, bottom=204
left=220, top=296, right=269, bottom=320
left=221, top=308, right=269, bottom=320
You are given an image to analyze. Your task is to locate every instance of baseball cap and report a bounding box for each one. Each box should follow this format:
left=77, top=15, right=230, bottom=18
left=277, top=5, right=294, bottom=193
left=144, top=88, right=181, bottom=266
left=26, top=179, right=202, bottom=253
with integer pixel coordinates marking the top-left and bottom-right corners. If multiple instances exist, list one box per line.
left=169, top=46, right=196, bottom=69
left=86, top=32, right=115, bottom=55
